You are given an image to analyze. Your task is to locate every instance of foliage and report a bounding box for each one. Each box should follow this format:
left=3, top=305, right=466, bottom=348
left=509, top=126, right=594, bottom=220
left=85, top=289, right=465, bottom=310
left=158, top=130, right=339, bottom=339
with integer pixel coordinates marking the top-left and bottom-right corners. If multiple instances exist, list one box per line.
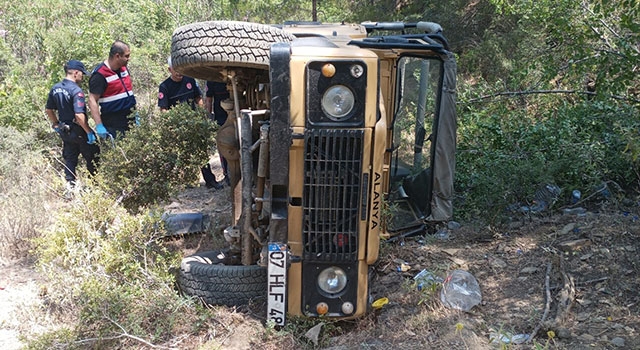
left=32, top=187, right=217, bottom=348
left=487, top=0, right=640, bottom=98
left=447, top=0, right=640, bottom=223
left=0, top=126, right=58, bottom=258
left=455, top=94, right=639, bottom=222
left=95, top=104, right=217, bottom=213
left=0, top=59, right=50, bottom=131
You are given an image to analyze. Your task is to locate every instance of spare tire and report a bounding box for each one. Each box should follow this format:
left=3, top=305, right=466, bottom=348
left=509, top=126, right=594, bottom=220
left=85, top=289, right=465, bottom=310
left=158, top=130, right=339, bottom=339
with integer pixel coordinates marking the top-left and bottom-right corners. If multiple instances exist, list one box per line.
left=178, top=250, right=267, bottom=306
left=170, top=21, right=295, bottom=80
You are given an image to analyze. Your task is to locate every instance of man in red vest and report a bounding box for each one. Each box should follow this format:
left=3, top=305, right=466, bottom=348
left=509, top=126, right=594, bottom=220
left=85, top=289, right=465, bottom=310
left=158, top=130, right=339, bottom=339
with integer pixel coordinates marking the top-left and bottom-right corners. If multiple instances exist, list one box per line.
left=88, top=40, right=137, bottom=139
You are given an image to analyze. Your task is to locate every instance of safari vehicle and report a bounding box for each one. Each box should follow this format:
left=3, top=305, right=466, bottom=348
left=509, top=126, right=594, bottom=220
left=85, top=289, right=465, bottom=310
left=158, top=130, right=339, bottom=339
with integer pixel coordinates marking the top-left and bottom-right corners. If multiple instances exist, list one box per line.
left=172, top=20, right=457, bottom=325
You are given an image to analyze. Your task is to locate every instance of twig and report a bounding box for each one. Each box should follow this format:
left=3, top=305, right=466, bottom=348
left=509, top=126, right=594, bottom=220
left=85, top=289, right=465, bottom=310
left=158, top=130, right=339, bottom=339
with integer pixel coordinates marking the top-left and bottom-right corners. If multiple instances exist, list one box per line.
left=75, top=334, right=127, bottom=344
left=576, top=276, right=608, bottom=285
left=463, top=89, right=640, bottom=104
left=93, top=314, right=178, bottom=349
left=75, top=333, right=176, bottom=349
left=528, top=262, right=552, bottom=343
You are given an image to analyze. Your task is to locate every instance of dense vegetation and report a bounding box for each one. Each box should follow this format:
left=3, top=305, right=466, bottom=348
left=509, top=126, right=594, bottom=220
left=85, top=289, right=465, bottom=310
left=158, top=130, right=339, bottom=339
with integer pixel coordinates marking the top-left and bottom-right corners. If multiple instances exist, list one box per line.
left=0, top=0, right=637, bottom=348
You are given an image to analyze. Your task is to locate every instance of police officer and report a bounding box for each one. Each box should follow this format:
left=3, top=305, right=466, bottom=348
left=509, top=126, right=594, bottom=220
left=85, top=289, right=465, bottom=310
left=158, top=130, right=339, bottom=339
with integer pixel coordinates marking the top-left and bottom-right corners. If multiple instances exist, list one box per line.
left=88, top=40, right=137, bottom=139
left=45, top=60, right=99, bottom=189
left=158, top=57, right=222, bottom=189
left=159, top=57, right=203, bottom=112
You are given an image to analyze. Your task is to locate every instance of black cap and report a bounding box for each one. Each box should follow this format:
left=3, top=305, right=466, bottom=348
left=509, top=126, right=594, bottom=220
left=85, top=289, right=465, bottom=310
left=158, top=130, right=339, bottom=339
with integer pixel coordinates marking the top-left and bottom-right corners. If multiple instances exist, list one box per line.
left=65, top=60, right=89, bottom=75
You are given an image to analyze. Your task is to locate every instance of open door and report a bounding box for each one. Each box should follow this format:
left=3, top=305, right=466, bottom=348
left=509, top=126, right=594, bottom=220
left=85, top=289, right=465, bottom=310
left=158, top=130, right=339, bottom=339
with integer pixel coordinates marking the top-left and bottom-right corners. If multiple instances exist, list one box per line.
left=388, top=53, right=457, bottom=234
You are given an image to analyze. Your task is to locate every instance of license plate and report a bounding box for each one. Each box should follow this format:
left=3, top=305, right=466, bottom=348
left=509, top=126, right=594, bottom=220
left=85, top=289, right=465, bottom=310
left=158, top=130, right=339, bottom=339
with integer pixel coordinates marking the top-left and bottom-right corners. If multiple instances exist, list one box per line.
left=267, top=242, right=287, bottom=326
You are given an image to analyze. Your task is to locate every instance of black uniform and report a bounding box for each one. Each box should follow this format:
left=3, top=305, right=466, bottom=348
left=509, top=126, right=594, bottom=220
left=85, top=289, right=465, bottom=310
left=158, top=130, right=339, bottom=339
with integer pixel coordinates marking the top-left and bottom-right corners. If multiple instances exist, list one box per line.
left=206, top=81, right=230, bottom=183
left=46, top=79, right=99, bottom=184
left=158, top=76, right=202, bottom=110
left=205, top=81, right=230, bottom=126
left=157, top=75, right=221, bottom=188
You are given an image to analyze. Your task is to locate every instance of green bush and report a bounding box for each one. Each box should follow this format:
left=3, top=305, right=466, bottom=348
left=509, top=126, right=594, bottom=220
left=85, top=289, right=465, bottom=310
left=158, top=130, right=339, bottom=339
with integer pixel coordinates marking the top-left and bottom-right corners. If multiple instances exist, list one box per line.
left=455, top=97, right=640, bottom=222
left=95, top=104, right=217, bottom=213
left=33, top=186, right=217, bottom=349
left=28, top=102, right=221, bottom=348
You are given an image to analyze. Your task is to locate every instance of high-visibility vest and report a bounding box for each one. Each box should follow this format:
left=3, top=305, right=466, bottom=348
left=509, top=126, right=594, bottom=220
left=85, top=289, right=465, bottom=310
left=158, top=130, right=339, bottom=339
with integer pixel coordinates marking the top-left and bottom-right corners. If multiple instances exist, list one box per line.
left=94, top=63, right=136, bottom=116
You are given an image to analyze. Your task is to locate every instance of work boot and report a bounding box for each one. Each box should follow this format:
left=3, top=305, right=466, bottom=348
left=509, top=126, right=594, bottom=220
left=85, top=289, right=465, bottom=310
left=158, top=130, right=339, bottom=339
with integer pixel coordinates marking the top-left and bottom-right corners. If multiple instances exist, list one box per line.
left=63, top=181, right=76, bottom=200
left=206, top=181, right=223, bottom=190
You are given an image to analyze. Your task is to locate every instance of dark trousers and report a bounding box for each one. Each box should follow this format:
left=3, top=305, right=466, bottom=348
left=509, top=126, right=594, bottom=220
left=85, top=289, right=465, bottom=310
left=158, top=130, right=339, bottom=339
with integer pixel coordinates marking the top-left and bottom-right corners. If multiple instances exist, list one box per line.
left=60, top=125, right=100, bottom=183
left=201, top=163, right=217, bottom=185
left=103, top=113, right=134, bottom=139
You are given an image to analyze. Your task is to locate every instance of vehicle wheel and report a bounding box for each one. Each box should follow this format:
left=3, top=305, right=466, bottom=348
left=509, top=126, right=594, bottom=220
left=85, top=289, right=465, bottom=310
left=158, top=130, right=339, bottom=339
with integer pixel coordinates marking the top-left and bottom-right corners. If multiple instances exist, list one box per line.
left=170, top=21, right=295, bottom=80
left=178, top=250, right=267, bottom=306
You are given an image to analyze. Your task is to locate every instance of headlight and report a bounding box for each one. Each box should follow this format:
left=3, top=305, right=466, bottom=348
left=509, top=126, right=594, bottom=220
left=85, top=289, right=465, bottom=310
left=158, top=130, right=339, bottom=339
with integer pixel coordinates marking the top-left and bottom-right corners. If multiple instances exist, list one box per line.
left=321, top=85, right=355, bottom=120
left=317, top=266, right=348, bottom=295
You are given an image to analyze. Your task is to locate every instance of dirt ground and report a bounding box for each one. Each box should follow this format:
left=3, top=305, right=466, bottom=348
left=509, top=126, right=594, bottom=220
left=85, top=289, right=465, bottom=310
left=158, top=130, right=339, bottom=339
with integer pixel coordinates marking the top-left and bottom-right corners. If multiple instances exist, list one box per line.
left=357, top=207, right=640, bottom=350
left=2, top=169, right=639, bottom=349
left=162, top=178, right=640, bottom=349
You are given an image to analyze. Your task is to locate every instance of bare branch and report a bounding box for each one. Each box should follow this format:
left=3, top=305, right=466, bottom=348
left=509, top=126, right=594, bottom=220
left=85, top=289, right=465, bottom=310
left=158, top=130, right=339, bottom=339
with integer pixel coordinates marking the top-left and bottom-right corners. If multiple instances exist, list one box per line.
left=92, top=314, right=179, bottom=349
left=527, top=262, right=552, bottom=343
left=582, top=1, right=621, bottom=40
left=463, top=89, right=640, bottom=104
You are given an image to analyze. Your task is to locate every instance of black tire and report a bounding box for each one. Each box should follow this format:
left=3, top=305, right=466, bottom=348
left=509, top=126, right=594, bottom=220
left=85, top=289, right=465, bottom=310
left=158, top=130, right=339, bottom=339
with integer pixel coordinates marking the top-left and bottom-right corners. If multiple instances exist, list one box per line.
left=170, top=21, right=295, bottom=80
left=178, top=250, right=267, bottom=306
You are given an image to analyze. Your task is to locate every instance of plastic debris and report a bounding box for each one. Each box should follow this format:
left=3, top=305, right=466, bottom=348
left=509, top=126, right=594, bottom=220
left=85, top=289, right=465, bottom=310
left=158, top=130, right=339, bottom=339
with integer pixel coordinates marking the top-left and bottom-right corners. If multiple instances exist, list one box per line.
left=489, top=331, right=530, bottom=344
left=517, top=183, right=562, bottom=214
left=571, top=189, right=581, bottom=204
left=414, top=269, right=443, bottom=291
left=440, top=270, right=482, bottom=312
left=304, top=322, right=324, bottom=346
left=435, top=228, right=450, bottom=240
left=371, top=297, right=389, bottom=309
left=447, top=221, right=461, bottom=230
left=537, top=183, right=561, bottom=204
left=397, top=263, right=411, bottom=272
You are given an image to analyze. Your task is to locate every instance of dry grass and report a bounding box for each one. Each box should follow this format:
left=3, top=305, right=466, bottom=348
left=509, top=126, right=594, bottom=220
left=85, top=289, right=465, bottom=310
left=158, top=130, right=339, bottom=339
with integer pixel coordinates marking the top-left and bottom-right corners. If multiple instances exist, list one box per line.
left=0, top=128, right=64, bottom=259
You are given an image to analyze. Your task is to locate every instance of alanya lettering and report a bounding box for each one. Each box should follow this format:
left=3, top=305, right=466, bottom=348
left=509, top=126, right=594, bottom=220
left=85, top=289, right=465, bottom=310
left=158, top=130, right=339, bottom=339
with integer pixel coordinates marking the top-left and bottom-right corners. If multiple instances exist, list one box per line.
left=370, top=172, right=381, bottom=230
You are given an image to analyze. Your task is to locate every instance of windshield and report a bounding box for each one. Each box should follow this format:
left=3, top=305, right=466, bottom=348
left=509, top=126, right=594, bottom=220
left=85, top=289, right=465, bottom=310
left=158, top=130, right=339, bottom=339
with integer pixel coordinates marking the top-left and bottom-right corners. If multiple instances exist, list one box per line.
left=387, top=56, right=444, bottom=231
left=394, top=56, right=442, bottom=176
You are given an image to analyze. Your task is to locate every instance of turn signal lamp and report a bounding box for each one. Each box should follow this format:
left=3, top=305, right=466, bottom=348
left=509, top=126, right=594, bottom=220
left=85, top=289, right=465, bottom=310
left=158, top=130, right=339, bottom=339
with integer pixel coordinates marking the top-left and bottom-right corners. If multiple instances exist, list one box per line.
left=316, top=302, right=329, bottom=315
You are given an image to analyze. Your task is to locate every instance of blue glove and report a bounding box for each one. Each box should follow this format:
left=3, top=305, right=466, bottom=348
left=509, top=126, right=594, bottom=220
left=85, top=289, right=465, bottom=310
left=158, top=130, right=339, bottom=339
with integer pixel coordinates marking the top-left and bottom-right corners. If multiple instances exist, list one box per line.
left=95, top=123, right=110, bottom=138
left=134, top=111, right=140, bottom=126
left=53, top=125, right=63, bottom=135
left=87, top=132, right=96, bottom=145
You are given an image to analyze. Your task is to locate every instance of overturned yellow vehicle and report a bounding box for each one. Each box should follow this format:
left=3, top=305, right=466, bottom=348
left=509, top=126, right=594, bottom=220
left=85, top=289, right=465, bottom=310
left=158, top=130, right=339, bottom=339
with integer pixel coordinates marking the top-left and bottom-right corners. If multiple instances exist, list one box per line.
left=172, top=20, right=457, bottom=324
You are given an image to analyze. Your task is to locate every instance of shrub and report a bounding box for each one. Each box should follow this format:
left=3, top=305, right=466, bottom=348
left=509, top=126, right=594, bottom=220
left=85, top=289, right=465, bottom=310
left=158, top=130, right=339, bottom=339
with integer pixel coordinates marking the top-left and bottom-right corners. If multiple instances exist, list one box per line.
left=32, top=186, right=217, bottom=349
left=0, top=126, right=58, bottom=258
left=455, top=98, right=639, bottom=223
left=94, top=104, right=217, bottom=213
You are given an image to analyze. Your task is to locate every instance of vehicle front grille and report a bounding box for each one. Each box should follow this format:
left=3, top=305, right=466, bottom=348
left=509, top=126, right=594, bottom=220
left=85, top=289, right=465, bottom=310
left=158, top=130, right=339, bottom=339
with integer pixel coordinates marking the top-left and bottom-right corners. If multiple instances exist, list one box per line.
left=303, top=129, right=363, bottom=262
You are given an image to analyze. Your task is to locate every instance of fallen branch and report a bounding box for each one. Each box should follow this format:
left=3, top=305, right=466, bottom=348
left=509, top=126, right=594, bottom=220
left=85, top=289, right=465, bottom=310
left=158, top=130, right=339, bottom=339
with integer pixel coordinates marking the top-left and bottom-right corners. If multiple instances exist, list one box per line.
left=73, top=315, right=178, bottom=349
left=553, top=258, right=576, bottom=326
left=528, top=262, right=552, bottom=343
left=576, top=276, right=608, bottom=286
left=75, top=333, right=176, bottom=349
